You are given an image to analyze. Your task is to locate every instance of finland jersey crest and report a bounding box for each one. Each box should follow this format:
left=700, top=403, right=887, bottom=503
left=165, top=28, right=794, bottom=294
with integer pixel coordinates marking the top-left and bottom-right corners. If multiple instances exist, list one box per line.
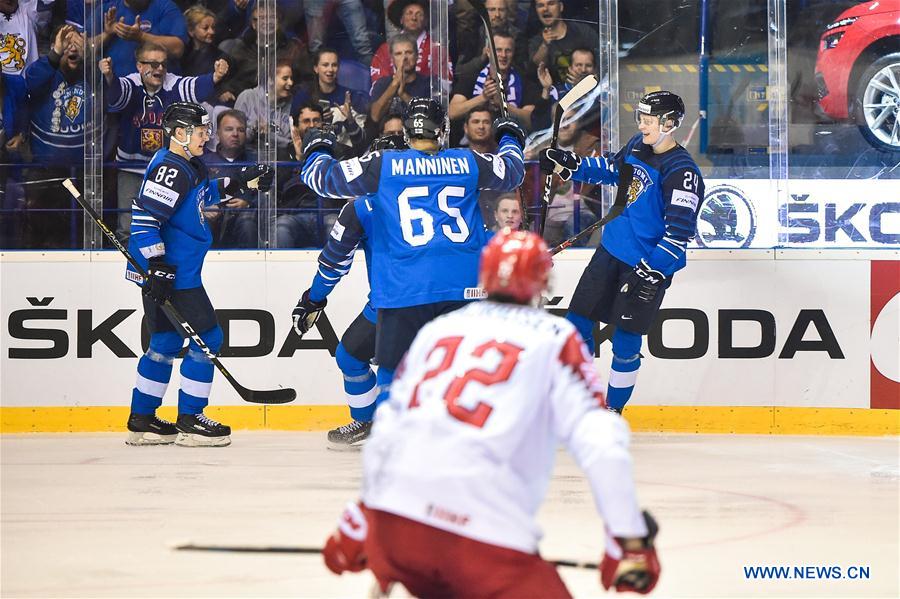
left=627, top=163, right=654, bottom=204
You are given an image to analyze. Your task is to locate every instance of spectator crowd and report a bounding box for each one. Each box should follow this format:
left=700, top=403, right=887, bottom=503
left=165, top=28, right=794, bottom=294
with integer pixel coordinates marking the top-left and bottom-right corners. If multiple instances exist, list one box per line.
left=1, top=0, right=606, bottom=249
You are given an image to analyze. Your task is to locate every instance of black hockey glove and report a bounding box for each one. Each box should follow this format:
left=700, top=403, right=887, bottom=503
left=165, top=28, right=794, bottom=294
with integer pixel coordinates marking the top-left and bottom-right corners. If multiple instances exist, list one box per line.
left=225, top=164, right=274, bottom=195
left=302, top=128, right=338, bottom=158
left=143, top=258, right=176, bottom=305
left=540, top=148, right=580, bottom=181
left=492, top=116, right=526, bottom=147
left=292, top=289, right=327, bottom=337
left=620, top=259, right=666, bottom=304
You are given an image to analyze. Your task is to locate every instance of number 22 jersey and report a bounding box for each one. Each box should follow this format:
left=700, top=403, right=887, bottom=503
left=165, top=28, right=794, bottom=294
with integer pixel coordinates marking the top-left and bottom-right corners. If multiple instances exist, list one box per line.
left=302, top=137, right=525, bottom=308
left=361, top=301, right=646, bottom=553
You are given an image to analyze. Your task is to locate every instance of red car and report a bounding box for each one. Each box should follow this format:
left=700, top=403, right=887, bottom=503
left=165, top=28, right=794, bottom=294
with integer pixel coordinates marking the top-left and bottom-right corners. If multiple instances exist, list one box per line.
left=814, top=0, right=900, bottom=151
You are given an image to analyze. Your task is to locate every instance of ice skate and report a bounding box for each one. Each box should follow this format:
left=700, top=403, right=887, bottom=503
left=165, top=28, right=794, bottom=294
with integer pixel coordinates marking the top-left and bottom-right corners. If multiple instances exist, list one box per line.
left=175, top=413, right=231, bottom=447
left=327, top=420, right=372, bottom=448
left=125, top=413, right=177, bottom=446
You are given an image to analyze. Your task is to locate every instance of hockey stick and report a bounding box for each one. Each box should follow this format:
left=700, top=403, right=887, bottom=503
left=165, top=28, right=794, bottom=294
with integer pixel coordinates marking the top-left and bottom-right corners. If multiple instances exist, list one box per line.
left=173, top=542, right=599, bottom=570
left=470, top=0, right=534, bottom=230
left=62, top=179, right=297, bottom=405
left=549, top=163, right=633, bottom=256
left=538, top=74, right=600, bottom=237
left=470, top=0, right=508, bottom=120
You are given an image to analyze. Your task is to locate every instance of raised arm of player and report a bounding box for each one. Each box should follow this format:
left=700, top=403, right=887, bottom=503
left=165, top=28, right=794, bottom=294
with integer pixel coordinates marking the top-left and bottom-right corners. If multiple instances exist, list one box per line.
left=645, top=165, right=705, bottom=276
left=471, top=118, right=527, bottom=193
left=307, top=199, right=368, bottom=302
left=300, top=130, right=382, bottom=199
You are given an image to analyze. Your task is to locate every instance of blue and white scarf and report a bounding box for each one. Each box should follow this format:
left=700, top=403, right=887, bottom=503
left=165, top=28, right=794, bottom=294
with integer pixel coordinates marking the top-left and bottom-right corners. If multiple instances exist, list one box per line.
left=472, top=66, right=522, bottom=107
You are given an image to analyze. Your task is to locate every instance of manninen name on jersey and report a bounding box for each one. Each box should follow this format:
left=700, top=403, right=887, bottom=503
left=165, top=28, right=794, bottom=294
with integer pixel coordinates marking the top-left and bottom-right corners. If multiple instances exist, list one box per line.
left=390, top=156, right=471, bottom=177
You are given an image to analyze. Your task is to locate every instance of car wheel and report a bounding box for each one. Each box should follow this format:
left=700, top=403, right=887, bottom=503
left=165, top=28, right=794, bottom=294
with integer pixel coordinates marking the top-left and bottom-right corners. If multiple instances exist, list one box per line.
left=853, top=52, right=900, bottom=152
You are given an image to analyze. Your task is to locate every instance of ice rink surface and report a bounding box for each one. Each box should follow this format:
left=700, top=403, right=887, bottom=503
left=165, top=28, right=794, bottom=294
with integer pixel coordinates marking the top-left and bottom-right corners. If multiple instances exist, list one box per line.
left=2, top=432, right=898, bottom=598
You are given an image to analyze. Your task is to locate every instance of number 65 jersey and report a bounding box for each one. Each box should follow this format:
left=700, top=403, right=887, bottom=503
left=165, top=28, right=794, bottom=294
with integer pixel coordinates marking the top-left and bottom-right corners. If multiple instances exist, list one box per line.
left=361, top=301, right=648, bottom=553
left=302, top=137, right=525, bottom=308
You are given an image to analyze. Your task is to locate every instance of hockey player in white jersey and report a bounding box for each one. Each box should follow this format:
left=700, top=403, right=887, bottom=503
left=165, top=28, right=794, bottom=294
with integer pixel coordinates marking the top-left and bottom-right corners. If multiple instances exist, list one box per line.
left=321, top=229, right=661, bottom=597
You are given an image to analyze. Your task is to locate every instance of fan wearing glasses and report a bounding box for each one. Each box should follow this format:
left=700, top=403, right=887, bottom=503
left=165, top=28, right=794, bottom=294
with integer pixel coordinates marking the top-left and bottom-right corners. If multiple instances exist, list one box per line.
left=100, top=42, right=228, bottom=239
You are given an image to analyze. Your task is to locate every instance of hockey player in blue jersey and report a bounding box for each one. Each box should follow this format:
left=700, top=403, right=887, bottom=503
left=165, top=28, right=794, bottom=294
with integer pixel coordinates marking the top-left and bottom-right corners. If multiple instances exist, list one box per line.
left=125, top=102, right=273, bottom=447
left=291, top=134, right=407, bottom=447
left=299, top=97, right=526, bottom=411
left=541, top=91, right=705, bottom=414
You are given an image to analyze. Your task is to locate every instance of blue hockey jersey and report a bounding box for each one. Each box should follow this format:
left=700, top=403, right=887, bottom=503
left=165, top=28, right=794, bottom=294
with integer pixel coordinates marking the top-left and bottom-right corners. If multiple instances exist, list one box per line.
left=309, top=197, right=376, bottom=321
left=106, top=72, right=215, bottom=170
left=572, top=133, right=705, bottom=276
left=24, top=56, right=88, bottom=165
left=302, top=136, right=525, bottom=308
left=126, top=149, right=221, bottom=290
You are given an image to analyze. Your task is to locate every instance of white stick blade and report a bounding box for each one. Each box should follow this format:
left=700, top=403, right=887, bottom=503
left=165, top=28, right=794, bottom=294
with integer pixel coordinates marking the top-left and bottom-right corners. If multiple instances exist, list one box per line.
left=559, top=74, right=600, bottom=110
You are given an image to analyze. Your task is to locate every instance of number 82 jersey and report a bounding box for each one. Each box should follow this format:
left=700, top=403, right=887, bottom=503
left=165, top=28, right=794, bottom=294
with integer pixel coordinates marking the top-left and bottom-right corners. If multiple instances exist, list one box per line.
left=302, top=139, right=525, bottom=308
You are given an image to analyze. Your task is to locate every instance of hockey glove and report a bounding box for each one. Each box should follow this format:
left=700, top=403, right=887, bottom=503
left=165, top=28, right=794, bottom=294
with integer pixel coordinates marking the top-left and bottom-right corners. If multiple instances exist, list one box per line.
left=143, top=258, right=176, bottom=305
left=292, top=289, right=327, bottom=337
left=302, top=128, right=338, bottom=158
left=323, top=502, right=368, bottom=575
left=540, top=148, right=580, bottom=181
left=620, top=259, right=666, bottom=304
left=224, top=164, right=274, bottom=195
left=600, top=510, right=661, bottom=594
left=492, top=116, right=527, bottom=147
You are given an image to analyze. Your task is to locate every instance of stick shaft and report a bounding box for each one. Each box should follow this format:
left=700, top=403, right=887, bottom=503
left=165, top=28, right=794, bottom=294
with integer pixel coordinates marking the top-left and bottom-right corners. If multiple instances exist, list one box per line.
left=174, top=543, right=598, bottom=569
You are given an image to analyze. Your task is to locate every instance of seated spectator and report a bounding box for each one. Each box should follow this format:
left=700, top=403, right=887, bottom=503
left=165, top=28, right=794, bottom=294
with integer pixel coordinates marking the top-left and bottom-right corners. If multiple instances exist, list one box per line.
left=201, top=109, right=258, bottom=247
left=449, top=32, right=534, bottom=129
left=292, top=48, right=368, bottom=153
left=182, top=7, right=225, bottom=81
left=368, top=34, right=430, bottom=124
left=370, top=0, right=433, bottom=86
left=538, top=46, right=595, bottom=101
left=304, top=0, right=373, bottom=66
left=90, top=0, right=189, bottom=77
left=379, top=111, right=404, bottom=137
left=235, top=59, right=294, bottom=158
left=277, top=102, right=348, bottom=248
left=492, top=194, right=524, bottom=231
left=101, top=42, right=228, bottom=238
left=461, top=106, right=495, bottom=152
left=218, top=4, right=310, bottom=101
left=527, top=0, right=597, bottom=85
left=21, top=24, right=87, bottom=248
left=454, top=0, right=523, bottom=84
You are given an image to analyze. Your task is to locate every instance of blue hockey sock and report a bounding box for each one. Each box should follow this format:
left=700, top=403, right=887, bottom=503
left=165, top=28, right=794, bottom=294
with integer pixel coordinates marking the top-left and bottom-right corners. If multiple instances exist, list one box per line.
left=374, top=367, right=395, bottom=409
left=608, top=329, right=642, bottom=411
left=179, top=348, right=214, bottom=415
left=336, top=342, right=377, bottom=422
left=566, top=311, right=596, bottom=355
left=131, top=349, right=174, bottom=415
left=178, top=327, right=222, bottom=415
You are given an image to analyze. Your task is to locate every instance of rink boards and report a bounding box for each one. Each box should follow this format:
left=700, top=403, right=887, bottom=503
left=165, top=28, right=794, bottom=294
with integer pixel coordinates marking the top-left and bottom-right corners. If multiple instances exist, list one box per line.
left=1, top=249, right=897, bottom=434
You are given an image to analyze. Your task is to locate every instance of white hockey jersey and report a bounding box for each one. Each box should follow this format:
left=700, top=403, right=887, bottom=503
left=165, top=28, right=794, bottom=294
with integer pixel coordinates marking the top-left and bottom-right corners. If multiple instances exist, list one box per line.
left=362, top=301, right=649, bottom=554
left=0, top=0, right=44, bottom=76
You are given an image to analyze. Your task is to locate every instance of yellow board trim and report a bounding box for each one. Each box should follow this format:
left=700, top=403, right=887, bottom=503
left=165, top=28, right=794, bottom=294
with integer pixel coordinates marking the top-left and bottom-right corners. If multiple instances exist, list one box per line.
left=1, top=406, right=897, bottom=436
